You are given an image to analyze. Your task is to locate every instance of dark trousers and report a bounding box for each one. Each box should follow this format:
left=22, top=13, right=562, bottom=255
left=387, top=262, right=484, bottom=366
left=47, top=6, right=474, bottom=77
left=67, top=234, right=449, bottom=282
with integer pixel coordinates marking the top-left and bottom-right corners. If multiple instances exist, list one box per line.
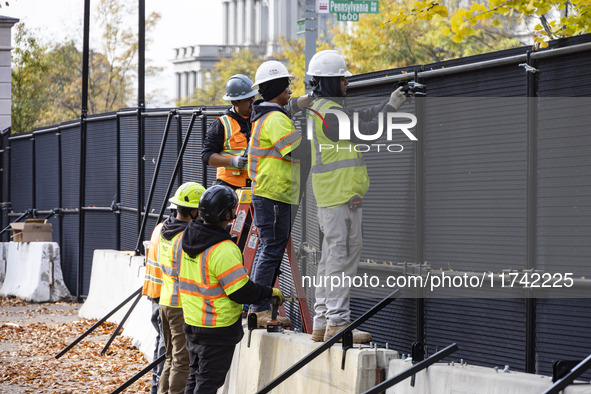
left=184, top=327, right=236, bottom=394
left=150, top=299, right=166, bottom=394
left=249, top=194, right=292, bottom=312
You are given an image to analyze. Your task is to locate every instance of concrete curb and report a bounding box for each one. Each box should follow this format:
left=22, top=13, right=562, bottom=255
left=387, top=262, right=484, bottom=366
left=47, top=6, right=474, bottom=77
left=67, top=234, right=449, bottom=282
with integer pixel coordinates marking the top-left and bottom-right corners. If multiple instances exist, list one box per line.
left=385, top=359, right=591, bottom=393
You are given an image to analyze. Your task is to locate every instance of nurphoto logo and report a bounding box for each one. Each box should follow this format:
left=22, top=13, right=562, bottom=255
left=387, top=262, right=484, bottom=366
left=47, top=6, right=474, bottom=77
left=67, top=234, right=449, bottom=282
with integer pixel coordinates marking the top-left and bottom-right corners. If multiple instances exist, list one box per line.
left=306, top=107, right=418, bottom=153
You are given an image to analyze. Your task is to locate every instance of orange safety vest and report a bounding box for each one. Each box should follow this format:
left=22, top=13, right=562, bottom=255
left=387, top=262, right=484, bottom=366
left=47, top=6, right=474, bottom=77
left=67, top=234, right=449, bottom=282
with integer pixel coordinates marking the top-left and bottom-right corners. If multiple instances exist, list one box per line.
left=217, top=115, right=249, bottom=187
left=142, top=223, right=164, bottom=299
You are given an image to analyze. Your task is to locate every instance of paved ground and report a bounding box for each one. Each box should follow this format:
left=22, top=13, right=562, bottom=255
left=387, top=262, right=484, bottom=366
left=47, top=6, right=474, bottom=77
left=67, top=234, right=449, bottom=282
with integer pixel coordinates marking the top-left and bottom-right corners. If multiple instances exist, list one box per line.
left=0, top=297, right=152, bottom=393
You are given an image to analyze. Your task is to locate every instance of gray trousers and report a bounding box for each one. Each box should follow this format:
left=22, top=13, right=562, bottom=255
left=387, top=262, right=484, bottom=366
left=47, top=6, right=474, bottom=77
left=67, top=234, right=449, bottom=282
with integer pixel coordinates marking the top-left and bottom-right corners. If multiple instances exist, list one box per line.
left=313, top=204, right=363, bottom=329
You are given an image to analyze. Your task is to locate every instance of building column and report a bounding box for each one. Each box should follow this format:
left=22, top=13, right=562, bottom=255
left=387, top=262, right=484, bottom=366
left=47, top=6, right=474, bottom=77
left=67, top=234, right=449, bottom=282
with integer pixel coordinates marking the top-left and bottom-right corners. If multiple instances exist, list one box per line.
left=228, top=0, right=236, bottom=45
left=180, top=72, right=188, bottom=100
left=245, top=0, right=254, bottom=45
left=236, top=0, right=245, bottom=45
left=175, top=72, right=181, bottom=101
left=223, top=0, right=229, bottom=45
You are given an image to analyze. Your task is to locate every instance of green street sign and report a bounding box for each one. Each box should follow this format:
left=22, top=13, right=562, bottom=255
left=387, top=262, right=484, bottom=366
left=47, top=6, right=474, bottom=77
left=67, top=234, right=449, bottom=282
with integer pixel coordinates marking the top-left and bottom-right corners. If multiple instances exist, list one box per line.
left=297, top=19, right=305, bottom=34
left=336, top=12, right=360, bottom=22
left=329, top=0, right=379, bottom=14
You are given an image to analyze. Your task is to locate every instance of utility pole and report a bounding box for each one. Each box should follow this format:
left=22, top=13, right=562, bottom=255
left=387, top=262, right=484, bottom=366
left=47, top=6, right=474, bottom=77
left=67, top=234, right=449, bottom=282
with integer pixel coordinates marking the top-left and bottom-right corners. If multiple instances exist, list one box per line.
left=304, top=0, right=317, bottom=93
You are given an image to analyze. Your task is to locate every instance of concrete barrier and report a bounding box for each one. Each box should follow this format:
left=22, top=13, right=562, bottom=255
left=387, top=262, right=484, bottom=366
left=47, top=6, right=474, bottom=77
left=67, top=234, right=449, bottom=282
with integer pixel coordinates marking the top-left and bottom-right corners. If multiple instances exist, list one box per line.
left=0, top=242, right=71, bottom=302
left=227, top=329, right=398, bottom=393
left=385, top=359, right=591, bottom=393
left=78, top=249, right=155, bottom=360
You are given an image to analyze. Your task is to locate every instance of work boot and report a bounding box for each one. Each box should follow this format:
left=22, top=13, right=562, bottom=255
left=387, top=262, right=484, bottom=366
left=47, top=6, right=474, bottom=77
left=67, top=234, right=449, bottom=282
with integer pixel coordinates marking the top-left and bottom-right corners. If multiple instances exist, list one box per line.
left=324, top=323, right=372, bottom=344
left=311, top=328, right=326, bottom=342
left=252, top=309, right=291, bottom=328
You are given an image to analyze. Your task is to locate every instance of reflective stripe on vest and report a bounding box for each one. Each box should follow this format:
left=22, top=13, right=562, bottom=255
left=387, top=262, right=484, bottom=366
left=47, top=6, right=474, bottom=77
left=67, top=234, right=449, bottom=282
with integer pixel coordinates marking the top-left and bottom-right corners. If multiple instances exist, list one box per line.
left=248, top=110, right=301, bottom=204
left=159, top=231, right=184, bottom=307
left=217, top=115, right=249, bottom=186
left=179, top=240, right=248, bottom=327
left=142, top=223, right=164, bottom=298
left=309, top=98, right=369, bottom=208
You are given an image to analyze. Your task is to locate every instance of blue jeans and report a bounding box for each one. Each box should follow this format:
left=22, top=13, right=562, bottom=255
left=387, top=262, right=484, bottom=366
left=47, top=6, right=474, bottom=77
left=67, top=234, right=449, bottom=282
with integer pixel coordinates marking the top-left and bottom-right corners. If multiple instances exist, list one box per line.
left=249, top=195, right=292, bottom=312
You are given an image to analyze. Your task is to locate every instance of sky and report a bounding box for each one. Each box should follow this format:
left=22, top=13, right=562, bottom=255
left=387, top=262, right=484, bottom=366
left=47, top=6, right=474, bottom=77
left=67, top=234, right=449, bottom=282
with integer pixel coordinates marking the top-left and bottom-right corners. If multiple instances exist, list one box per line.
left=1, top=0, right=224, bottom=107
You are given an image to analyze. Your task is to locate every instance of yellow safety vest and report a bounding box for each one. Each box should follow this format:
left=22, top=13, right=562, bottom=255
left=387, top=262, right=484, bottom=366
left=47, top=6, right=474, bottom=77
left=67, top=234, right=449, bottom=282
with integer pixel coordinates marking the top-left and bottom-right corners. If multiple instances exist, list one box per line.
left=309, top=99, right=369, bottom=208
left=248, top=110, right=301, bottom=204
left=178, top=240, right=249, bottom=327
left=142, top=223, right=164, bottom=299
left=158, top=231, right=184, bottom=308
left=217, top=115, right=249, bottom=187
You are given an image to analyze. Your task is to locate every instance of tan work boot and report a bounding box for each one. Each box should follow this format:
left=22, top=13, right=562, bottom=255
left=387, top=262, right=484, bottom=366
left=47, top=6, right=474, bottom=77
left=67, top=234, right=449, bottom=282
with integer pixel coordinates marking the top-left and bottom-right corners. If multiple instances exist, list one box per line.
left=253, top=309, right=292, bottom=328
left=311, top=328, right=326, bottom=342
left=324, top=323, right=372, bottom=344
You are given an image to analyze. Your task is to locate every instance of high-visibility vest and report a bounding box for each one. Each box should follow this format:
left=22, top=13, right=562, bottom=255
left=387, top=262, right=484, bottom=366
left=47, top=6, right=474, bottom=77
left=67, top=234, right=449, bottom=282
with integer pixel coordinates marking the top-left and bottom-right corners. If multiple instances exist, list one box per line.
left=178, top=240, right=249, bottom=327
left=248, top=110, right=301, bottom=204
left=309, top=99, right=369, bottom=208
left=158, top=231, right=185, bottom=308
left=217, top=115, right=250, bottom=187
left=142, top=223, right=164, bottom=299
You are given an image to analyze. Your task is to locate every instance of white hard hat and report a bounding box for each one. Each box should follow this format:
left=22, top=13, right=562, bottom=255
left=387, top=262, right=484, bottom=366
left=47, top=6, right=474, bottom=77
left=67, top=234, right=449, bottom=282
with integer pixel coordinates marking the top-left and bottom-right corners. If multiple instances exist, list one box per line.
left=307, top=50, right=352, bottom=77
left=251, top=60, right=295, bottom=90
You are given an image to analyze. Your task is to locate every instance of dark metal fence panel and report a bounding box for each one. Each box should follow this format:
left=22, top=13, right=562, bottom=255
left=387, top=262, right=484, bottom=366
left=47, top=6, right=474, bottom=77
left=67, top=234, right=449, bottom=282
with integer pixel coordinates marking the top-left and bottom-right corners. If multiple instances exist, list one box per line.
left=536, top=299, right=591, bottom=379
left=181, top=108, right=226, bottom=187
left=143, top=113, right=179, bottom=231
left=82, top=211, right=117, bottom=295
left=119, top=112, right=138, bottom=251
left=421, top=97, right=527, bottom=272
left=120, top=210, right=138, bottom=252
left=535, top=49, right=591, bottom=379
left=86, top=118, right=117, bottom=207
left=33, top=130, right=59, bottom=211
left=119, top=113, right=139, bottom=208
left=537, top=47, right=591, bottom=97
left=180, top=113, right=205, bottom=185
left=60, top=124, right=81, bottom=209
left=425, top=298, right=526, bottom=370
left=58, top=123, right=81, bottom=294
left=60, top=213, right=79, bottom=296
left=9, top=135, right=33, bottom=213
left=1, top=129, right=10, bottom=241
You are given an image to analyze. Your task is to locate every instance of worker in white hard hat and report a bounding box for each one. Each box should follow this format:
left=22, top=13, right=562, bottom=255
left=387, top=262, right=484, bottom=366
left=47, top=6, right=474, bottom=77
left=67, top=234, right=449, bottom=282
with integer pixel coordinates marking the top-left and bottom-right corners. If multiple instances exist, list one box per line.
left=246, top=60, right=310, bottom=328
left=201, top=74, right=258, bottom=190
left=306, top=50, right=406, bottom=344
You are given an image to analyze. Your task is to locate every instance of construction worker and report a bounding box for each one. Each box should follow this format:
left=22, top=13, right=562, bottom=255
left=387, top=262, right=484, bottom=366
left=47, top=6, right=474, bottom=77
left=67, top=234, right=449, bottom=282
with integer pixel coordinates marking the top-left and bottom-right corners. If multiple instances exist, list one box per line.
left=158, top=182, right=206, bottom=394
left=142, top=220, right=165, bottom=394
left=201, top=74, right=258, bottom=190
left=306, top=50, right=406, bottom=344
left=179, top=185, right=285, bottom=393
left=246, top=60, right=309, bottom=328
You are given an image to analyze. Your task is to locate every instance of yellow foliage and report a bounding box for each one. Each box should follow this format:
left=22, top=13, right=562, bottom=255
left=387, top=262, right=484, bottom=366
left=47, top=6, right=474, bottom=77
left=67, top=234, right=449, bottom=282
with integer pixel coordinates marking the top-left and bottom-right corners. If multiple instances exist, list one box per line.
left=394, top=0, right=591, bottom=46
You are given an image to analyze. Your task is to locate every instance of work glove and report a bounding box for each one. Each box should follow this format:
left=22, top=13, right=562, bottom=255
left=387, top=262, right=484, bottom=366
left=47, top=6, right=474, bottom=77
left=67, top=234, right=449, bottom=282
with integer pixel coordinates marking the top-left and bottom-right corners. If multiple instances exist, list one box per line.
left=388, top=86, right=406, bottom=111
left=230, top=155, right=248, bottom=169
left=271, top=288, right=285, bottom=306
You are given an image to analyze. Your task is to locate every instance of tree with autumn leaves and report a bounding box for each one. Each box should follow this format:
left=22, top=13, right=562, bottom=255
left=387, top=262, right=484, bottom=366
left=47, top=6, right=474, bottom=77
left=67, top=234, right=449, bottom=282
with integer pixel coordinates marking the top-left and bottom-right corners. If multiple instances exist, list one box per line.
left=11, top=0, right=160, bottom=134
left=394, top=0, right=591, bottom=49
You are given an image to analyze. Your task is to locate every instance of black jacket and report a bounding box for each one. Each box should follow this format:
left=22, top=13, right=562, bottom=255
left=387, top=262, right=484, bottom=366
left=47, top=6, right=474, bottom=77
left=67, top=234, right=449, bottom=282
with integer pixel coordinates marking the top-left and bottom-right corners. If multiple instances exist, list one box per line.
left=181, top=220, right=273, bottom=345
left=201, top=108, right=251, bottom=167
